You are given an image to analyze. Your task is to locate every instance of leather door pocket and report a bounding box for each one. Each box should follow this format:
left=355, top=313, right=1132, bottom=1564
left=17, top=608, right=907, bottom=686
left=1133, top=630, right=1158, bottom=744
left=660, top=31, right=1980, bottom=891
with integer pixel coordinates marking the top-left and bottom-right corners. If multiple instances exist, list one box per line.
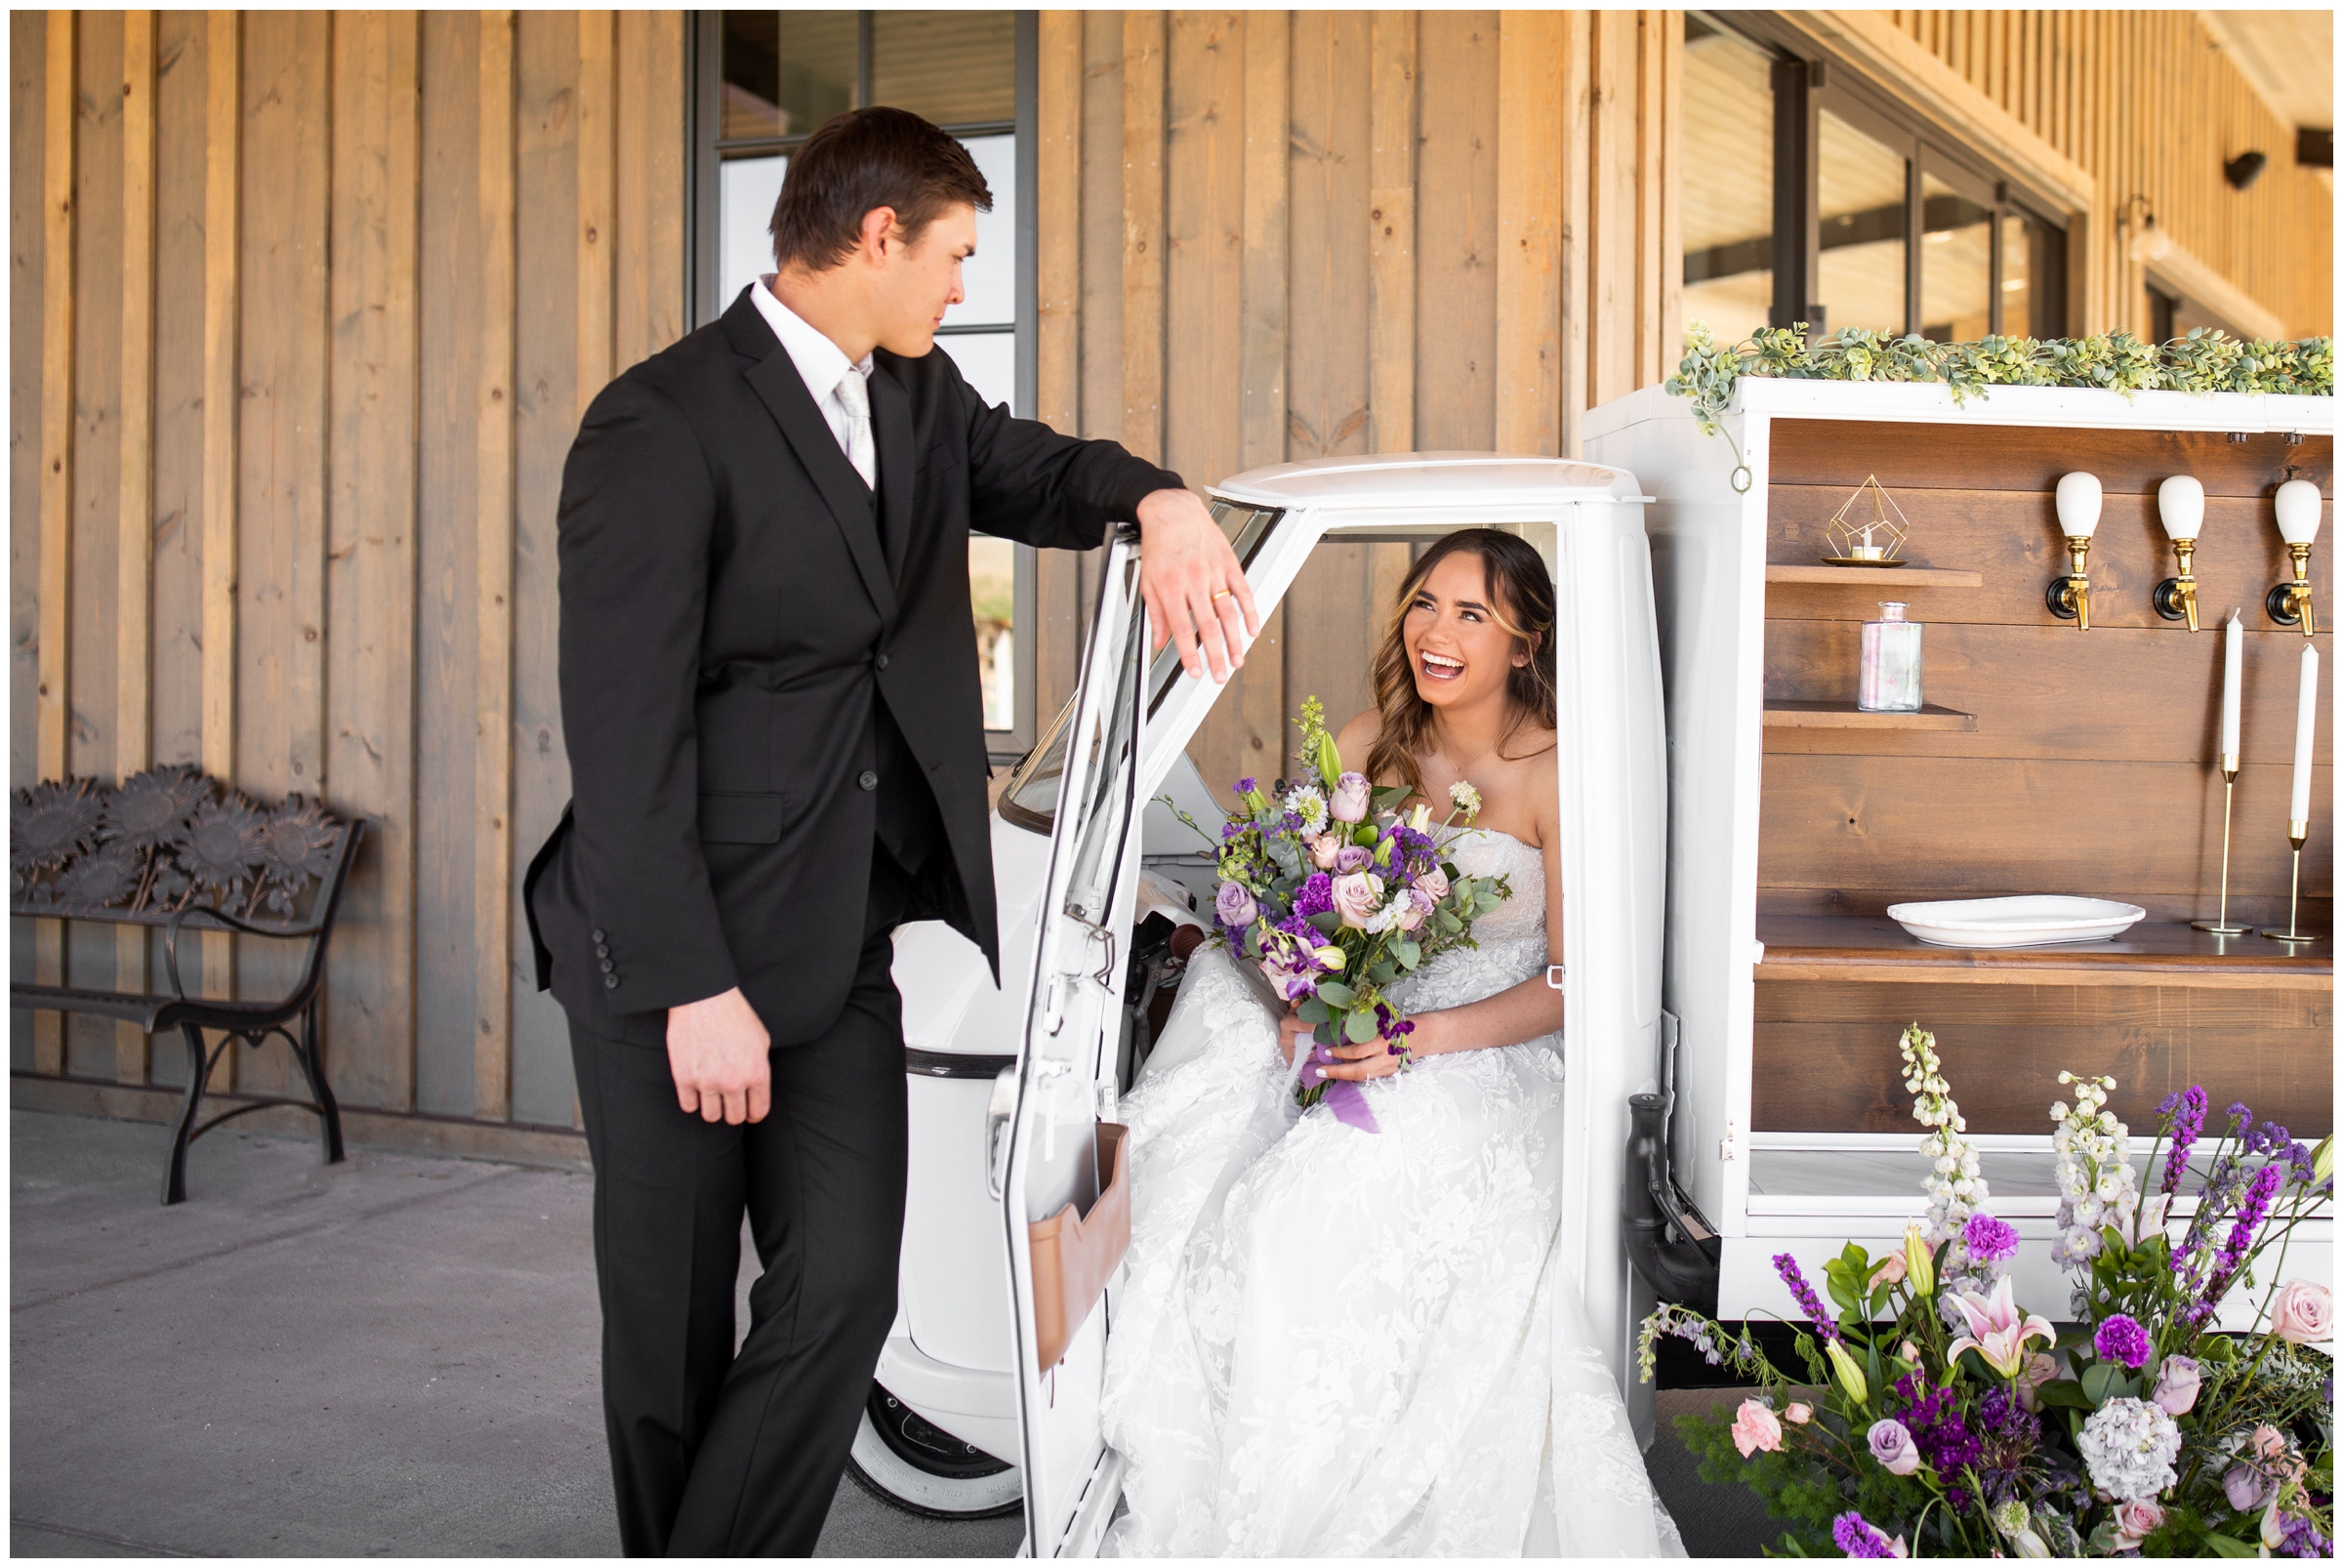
left=1028, top=1122, right=1130, bottom=1369
left=697, top=792, right=787, bottom=845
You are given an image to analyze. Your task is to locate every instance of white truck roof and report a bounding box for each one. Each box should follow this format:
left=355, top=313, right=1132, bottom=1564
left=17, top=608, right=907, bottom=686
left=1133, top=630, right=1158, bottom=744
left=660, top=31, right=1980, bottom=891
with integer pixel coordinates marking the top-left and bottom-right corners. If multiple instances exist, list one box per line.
left=1210, top=450, right=1649, bottom=509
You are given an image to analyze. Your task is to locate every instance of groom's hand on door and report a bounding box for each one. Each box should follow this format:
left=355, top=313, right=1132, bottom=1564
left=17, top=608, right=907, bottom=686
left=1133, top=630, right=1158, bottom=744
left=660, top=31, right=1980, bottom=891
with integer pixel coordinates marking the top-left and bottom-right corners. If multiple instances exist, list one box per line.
left=666, top=987, right=772, bottom=1125
left=1134, top=487, right=1258, bottom=683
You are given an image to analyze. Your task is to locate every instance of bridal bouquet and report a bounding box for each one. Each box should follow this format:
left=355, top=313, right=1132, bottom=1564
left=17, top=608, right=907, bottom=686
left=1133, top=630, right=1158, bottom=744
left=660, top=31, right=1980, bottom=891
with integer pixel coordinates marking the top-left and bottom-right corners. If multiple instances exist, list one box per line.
left=1182, top=696, right=1508, bottom=1134
left=1641, top=1024, right=2334, bottom=1558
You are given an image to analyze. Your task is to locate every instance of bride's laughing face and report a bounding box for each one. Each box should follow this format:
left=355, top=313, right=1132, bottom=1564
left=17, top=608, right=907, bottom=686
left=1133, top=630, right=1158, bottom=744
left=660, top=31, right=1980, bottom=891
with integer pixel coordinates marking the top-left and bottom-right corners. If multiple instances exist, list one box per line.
left=1401, top=551, right=1531, bottom=712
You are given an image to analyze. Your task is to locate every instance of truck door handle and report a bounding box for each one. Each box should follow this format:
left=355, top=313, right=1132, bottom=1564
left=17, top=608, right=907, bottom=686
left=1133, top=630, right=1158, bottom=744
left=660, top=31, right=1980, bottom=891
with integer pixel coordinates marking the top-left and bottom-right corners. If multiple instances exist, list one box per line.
left=986, top=1064, right=1018, bottom=1200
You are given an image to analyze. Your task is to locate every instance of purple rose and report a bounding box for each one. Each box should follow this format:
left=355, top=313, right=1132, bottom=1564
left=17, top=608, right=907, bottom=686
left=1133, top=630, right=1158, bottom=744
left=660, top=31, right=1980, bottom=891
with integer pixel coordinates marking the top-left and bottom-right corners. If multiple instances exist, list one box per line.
left=1329, top=771, right=1372, bottom=823
left=1214, top=880, right=1257, bottom=929
left=2225, top=1464, right=2268, bottom=1511
left=1331, top=871, right=1384, bottom=929
left=1394, top=887, right=1434, bottom=933
left=2094, top=1313, right=2152, bottom=1370
left=2151, top=1354, right=2200, bottom=1416
left=1868, top=1418, right=1921, bottom=1476
left=1333, top=845, right=1373, bottom=875
left=1963, top=1213, right=2021, bottom=1265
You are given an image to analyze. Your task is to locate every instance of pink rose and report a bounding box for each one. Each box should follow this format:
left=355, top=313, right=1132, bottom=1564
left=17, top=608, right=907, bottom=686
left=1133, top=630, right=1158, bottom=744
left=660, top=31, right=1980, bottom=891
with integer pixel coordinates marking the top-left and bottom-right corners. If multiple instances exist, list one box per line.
left=1415, top=865, right=1450, bottom=903
left=1329, top=771, right=1372, bottom=823
left=2252, top=1424, right=2287, bottom=1462
left=2014, top=1351, right=2064, bottom=1415
left=1730, top=1399, right=1782, bottom=1458
left=1394, top=887, right=1433, bottom=932
left=1307, top=834, right=1342, bottom=871
left=1870, top=1252, right=1907, bottom=1288
left=2114, top=1500, right=2165, bottom=1550
left=2150, top=1354, right=2199, bottom=1416
left=1331, top=871, right=1384, bottom=929
left=1783, top=1403, right=1812, bottom=1424
left=2271, top=1279, right=2331, bottom=1344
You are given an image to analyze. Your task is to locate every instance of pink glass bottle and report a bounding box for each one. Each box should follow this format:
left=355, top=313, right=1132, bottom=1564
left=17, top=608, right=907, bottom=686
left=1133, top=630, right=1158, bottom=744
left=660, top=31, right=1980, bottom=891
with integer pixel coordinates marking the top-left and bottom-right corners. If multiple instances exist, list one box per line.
left=1858, top=601, right=1922, bottom=712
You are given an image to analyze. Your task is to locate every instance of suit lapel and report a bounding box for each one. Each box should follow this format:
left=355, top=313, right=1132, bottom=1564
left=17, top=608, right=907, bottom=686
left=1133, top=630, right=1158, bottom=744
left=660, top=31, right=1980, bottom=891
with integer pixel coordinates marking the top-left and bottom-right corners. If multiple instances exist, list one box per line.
left=869, top=360, right=917, bottom=581
left=727, top=298, right=897, bottom=624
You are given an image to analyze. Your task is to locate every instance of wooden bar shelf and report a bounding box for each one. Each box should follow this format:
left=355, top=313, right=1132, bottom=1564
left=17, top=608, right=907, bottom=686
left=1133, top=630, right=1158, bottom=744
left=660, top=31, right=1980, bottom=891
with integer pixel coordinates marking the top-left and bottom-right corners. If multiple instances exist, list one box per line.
left=1762, top=700, right=1977, bottom=730
left=1765, top=564, right=1985, bottom=587
left=1755, top=912, right=2332, bottom=989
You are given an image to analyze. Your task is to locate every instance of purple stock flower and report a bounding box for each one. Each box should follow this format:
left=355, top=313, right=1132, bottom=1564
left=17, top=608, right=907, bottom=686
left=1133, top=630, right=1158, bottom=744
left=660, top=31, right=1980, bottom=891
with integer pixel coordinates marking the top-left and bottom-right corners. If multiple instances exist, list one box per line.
left=2093, top=1314, right=2152, bottom=1369
left=2159, top=1086, right=2207, bottom=1196
left=2279, top=1516, right=2333, bottom=1559
left=2247, top=1120, right=2293, bottom=1156
left=1831, top=1513, right=1900, bottom=1559
left=1235, top=776, right=1257, bottom=795
left=1963, top=1214, right=2021, bottom=1265
left=1890, top=1373, right=1983, bottom=1511
left=2191, top=1162, right=2284, bottom=1323
left=1772, top=1253, right=1840, bottom=1343
left=2227, top=1101, right=2253, bottom=1132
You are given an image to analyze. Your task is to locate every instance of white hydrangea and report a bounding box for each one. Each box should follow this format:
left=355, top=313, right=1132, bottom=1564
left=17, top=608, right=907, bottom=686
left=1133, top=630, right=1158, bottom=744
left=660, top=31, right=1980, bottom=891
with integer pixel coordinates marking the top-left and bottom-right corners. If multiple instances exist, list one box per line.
left=2076, top=1397, right=2181, bottom=1503
left=2050, top=1071, right=2140, bottom=1280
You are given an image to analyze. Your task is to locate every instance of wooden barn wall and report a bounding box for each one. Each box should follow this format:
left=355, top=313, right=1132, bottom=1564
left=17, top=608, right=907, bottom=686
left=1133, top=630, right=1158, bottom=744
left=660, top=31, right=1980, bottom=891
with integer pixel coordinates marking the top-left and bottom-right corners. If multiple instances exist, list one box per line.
left=10, top=11, right=687, bottom=1143
left=1033, top=9, right=1686, bottom=802
left=1884, top=10, right=2333, bottom=342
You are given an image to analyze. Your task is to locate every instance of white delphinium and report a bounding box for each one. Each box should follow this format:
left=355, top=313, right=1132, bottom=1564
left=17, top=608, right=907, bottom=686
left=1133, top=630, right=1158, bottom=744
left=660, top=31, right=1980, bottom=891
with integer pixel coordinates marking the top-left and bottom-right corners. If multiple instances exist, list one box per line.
left=1900, top=1024, right=1994, bottom=1302
left=2049, top=1072, right=2141, bottom=1311
left=2076, top=1397, right=2182, bottom=1503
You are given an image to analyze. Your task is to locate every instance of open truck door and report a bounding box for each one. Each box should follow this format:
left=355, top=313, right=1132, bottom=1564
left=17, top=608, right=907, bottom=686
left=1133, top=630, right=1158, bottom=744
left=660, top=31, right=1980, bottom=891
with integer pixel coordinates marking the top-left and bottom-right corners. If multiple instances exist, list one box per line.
left=991, top=526, right=1147, bottom=1557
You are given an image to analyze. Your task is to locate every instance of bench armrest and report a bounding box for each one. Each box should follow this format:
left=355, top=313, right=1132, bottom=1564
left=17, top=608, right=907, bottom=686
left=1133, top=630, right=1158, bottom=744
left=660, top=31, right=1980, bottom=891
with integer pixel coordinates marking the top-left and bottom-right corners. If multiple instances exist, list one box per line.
left=163, top=901, right=325, bottom=1005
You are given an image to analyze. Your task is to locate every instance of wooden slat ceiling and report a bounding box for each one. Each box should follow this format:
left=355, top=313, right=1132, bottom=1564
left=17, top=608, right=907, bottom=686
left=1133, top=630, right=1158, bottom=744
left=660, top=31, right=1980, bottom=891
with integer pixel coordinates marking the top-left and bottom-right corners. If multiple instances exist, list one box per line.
left=2199, top=9, right=2333, bottom=132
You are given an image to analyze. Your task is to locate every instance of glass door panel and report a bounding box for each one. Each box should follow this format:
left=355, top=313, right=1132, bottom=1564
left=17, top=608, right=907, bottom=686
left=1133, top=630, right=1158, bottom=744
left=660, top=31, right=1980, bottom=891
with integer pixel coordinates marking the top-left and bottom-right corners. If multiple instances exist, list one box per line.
left=1918, top=171, right=1994, bottom=342
left=1681, top=17, right=1777, bottom=345
left=1816, top=109, right=1909, bottom=336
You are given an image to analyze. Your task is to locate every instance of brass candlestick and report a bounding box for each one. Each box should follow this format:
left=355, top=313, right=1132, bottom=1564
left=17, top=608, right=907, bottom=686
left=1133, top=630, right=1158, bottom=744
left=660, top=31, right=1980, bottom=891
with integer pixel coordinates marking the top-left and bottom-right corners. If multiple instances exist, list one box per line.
left=2191, top=759, right=2250, bottom=934
left=2259, top=822, right=2320, bottom=944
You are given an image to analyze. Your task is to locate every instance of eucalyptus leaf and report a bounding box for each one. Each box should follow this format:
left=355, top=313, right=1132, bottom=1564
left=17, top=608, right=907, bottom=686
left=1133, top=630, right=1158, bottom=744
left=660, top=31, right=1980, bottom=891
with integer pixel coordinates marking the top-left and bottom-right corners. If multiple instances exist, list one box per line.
left=1308, top=911, right=1344, bottom=936
left=2079, top=1362, right=2119, bottom=1406
left=1316, top=980, right=1357, bottom=1009
left=1344, top=1009, right=1379, bottom=1045
left=1297, top=997, right=1333, bottom=1024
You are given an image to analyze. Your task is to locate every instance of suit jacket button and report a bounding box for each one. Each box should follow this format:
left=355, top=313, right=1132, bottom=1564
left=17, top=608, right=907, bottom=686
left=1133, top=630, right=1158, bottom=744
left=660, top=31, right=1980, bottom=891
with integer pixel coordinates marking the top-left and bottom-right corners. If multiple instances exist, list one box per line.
left=875, top=652, right=890, bottom=671
left=858, top=770, right=879, bottom=791
left=596, top=943, right=610, bottom=958
left=591, top=928, right=605, bottom=943
left=599, top=959, right=615, bottom=974
left=603, top=974, right=619, bottom=990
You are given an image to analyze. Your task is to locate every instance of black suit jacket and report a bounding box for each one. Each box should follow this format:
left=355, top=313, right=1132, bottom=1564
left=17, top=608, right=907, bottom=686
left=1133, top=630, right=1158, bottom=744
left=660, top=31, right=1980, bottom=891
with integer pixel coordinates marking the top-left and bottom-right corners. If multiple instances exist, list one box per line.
left=524, top=289, right=1180, bottom=1047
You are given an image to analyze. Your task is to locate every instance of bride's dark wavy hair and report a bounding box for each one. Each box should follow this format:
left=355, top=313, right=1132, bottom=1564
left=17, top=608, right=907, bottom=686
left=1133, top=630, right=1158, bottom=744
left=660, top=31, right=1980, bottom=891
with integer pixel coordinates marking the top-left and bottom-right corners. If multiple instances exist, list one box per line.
left=1365, top=528, right=1558, bottom=798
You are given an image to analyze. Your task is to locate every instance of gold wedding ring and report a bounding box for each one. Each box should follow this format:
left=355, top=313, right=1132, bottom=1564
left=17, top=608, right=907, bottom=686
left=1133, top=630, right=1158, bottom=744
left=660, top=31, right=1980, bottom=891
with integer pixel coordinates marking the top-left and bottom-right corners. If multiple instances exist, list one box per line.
left=1211, top=589, right=1234, bottom=601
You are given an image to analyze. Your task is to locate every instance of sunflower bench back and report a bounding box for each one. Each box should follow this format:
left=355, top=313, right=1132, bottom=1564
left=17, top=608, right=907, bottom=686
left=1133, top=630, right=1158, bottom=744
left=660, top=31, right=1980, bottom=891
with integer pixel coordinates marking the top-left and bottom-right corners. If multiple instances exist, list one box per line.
left=11, top=768, right=364, bottom=1204
left=12, top=768, right=356, bottom=930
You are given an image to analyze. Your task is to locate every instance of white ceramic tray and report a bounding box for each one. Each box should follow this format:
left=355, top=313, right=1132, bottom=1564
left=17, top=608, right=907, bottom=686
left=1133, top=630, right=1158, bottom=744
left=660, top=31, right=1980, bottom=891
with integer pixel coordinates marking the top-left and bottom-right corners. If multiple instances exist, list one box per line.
left=1885, top=895, right=2148, bottom=949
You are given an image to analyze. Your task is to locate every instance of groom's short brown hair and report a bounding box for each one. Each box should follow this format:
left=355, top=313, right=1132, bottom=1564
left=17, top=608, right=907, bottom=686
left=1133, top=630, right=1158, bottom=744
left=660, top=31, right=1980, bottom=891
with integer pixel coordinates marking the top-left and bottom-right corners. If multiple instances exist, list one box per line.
left=770, top=106, right=993, bottom=272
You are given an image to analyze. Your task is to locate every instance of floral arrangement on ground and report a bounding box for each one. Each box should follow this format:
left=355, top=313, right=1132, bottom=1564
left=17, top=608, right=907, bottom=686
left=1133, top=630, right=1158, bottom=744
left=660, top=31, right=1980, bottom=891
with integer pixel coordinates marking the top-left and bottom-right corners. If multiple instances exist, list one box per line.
left=1665, top=323, right=2334, bottom=438
left=1641, top=1024, right=2332, bottom=1557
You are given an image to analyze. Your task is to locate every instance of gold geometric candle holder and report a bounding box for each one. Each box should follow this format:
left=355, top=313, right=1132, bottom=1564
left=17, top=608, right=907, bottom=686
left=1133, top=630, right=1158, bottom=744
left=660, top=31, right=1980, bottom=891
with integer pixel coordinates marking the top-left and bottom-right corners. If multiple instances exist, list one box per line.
left=1822, top=475, right=1912, bottom=566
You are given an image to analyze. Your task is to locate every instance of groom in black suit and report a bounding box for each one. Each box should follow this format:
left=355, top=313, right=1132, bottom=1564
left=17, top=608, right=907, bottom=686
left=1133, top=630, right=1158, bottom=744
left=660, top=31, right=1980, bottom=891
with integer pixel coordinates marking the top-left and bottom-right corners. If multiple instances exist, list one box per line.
left=523, top=106, right=1256, bottom=1555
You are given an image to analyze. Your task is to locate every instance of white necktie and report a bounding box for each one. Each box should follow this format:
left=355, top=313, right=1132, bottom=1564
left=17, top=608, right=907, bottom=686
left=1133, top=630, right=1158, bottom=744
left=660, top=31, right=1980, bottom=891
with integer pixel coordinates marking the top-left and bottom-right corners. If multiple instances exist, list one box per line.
left=835, top=367, right=876, bottom=490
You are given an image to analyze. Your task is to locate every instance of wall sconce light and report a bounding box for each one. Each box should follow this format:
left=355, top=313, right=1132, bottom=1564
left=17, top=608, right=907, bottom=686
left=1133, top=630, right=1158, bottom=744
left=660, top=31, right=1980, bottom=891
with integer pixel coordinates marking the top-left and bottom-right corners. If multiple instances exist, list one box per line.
left=2047, top=472, right=2102, bottom=630
left=2153, top=475, right=2204, bottom=631
left=2224, top=150, right=2269, bottom=190
left=2266, top=477, right=2322, bottom=637
left=2122, top=196, right=2173, bottom=265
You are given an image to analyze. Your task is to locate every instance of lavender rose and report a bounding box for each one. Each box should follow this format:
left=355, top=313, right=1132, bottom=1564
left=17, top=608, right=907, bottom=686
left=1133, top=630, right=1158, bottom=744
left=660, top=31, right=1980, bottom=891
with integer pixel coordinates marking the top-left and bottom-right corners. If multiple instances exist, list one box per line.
left=1214, top=880, right=1257, bottom=929
left=2224, top=1464, right=2267, bottom=1511
left=1333, top=845, right=1374, bottom=876
left=1867, top=1418, right=1921, bottom=1476
left=1331, top=871, right=1384, bottom=929
left=1329, top=770, right=1372, bottom=823
left=2150, top=1354, right=2200, bottom=1416
left=1394, top=887, right=1434, bottom=933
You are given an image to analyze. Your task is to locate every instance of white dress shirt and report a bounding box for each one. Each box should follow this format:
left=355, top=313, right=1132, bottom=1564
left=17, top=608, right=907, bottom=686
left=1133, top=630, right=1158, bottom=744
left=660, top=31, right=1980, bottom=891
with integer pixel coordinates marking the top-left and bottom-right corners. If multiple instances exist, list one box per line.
left=752, top=275, right=877, bottom=489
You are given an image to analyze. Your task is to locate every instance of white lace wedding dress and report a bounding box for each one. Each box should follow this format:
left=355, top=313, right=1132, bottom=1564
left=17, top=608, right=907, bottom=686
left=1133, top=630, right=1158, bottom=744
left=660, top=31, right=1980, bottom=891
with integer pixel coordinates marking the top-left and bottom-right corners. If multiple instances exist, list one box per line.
left=1099, top=830, right=1683, bottom=1557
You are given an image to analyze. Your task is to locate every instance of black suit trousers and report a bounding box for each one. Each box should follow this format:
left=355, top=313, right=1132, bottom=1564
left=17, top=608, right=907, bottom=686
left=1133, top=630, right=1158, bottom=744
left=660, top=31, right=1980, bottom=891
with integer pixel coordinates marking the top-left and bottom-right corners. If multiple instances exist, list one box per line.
left=569, top=855, right=913, bottom=1557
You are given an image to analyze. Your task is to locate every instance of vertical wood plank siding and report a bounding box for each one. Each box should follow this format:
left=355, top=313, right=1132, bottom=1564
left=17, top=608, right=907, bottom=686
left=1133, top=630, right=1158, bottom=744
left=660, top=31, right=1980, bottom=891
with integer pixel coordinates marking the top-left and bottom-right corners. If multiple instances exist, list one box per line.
left=1884, top=10, right=2330, bottom=340
left=14, top=12, right=2325, bottom=1153
left=12, top=12, right=687, bottom=1146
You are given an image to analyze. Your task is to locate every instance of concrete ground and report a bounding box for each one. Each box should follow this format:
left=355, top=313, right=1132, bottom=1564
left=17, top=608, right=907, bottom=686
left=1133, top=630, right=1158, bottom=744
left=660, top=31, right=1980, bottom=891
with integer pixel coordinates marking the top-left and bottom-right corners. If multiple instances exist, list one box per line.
left=10, top=1109, right=1775, bottom=1557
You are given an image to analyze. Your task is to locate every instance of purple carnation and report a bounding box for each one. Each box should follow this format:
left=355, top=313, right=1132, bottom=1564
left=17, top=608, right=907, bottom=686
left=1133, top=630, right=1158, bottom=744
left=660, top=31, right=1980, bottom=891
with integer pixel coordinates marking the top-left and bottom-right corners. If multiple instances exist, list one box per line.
left=1291, top=873, right=1335, bottom=920
left=1831, top=1512, right=1900, bottom=1558
left=1963, top=1213, right=2021, bottom=1265
left=2093, top=1313, right=2151, bottom=1369
left=2159, top=1086, right=2207, bottom=1196
left=1772, top=1252, right=1839, bottom=1343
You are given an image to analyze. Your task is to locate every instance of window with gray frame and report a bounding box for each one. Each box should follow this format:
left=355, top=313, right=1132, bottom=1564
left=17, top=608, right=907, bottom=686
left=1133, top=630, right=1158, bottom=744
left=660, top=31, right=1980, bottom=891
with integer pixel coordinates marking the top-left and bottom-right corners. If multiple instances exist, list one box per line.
left=1682, top=12, right=2067, bottom=345
left=691, top=11, right=1040, bottom=756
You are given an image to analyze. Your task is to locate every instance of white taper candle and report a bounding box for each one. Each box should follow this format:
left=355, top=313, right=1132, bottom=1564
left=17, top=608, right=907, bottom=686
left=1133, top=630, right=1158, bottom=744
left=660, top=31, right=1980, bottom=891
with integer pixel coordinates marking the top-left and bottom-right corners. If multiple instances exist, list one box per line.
left=2290, top=643, right=2318, bottom=829
left=2220, top=610, right=2243, bottom=763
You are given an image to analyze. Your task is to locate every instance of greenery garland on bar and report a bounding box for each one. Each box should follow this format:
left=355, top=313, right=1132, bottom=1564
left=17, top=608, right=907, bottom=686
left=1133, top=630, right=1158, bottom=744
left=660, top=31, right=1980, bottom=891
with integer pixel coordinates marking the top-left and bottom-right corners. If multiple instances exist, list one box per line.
left=1665, top=323, right=2335, bottom=438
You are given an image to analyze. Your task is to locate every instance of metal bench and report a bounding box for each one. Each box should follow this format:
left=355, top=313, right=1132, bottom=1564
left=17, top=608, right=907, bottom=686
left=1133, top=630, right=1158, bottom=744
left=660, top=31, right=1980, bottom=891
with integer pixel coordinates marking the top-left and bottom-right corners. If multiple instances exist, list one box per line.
left=11, top=769, right=364, bottom=1204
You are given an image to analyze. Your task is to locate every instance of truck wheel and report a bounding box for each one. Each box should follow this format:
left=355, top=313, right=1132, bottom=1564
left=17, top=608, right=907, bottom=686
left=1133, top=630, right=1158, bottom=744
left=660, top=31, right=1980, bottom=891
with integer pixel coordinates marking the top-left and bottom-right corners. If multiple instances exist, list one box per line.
left=844, top=1381, right=1023, bottom=1519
